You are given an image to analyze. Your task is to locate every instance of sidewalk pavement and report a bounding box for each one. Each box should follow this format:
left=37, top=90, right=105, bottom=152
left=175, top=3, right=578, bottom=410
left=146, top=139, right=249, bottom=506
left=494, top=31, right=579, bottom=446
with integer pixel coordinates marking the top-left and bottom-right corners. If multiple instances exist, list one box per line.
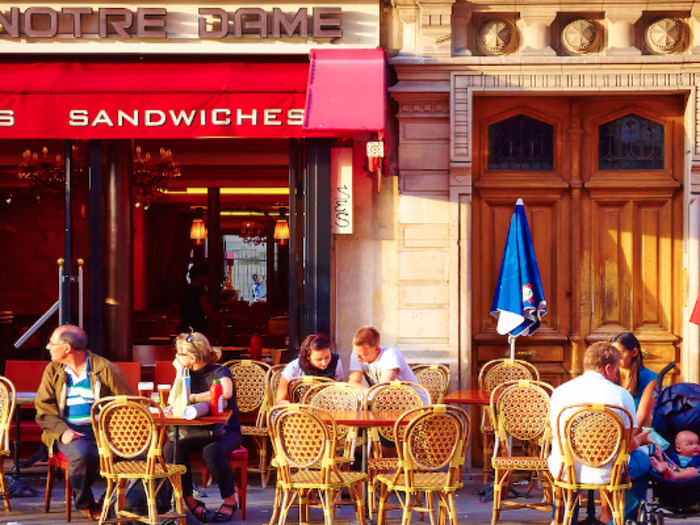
left=3, top=464, right=700, bottom=525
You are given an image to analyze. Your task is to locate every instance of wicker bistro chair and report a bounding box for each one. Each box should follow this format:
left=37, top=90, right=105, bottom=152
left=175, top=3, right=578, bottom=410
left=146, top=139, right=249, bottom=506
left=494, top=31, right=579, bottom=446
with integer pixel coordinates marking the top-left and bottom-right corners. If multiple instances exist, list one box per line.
left=478, top=359, right=540, bottom=483
left=411, top=364, right=451, bottom=404
left=303, top=383, right=365, bottom=464
left=267, top=404, right=368, bottom=525
left=375, top=405, right=470, bottom=525
left=365, top=381, right=431, bottom=516
left=90, top=396, right=187, bottom=525
left=490, top=380, right=554, bottom=525
left=225, top=360, right=273, bottom=487
left=288, top=376, right=335, bottom=404
left=0, top=376, right=16, bottom=512
left=266, top=364, right=286, bottom=406
left=552, top=404, right=633, bottom=525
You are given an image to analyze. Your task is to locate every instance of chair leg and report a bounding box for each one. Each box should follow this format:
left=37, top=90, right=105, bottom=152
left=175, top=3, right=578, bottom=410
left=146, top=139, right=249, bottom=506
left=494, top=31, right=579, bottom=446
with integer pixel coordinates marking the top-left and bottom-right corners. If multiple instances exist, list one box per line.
left=146, top=479, right=158, bottom=525
left=100, top=479, right=115, bottom=525
left=482, top=430, right=493, bottom=483
left=377, top=484, right=389, bottom=525
left=267, top=485, right=282, bottom=525
left=45, top=462, right=55, bottom=514
left=0, top=457, right=9, bottom=512
left=234, top=460, right=247, bottom=520
left=171, top=473, right=187, bottom=525
left=65, top=464, right=72, bottom=522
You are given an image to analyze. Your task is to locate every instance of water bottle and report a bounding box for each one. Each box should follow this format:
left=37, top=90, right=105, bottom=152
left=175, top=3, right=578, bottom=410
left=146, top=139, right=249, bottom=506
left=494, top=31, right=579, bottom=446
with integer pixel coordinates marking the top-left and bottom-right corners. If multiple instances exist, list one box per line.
left=250, top=334, right=262, bottom=361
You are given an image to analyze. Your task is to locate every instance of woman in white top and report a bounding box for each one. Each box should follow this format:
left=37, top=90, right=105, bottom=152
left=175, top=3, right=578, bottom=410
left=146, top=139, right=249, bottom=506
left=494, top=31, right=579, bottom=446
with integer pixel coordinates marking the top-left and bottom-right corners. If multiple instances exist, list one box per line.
left=276, top=333, right=344, bottom=404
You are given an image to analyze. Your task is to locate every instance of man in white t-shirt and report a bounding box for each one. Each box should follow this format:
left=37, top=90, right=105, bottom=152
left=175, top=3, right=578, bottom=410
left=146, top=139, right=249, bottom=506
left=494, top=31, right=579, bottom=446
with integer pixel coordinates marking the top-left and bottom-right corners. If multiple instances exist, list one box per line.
left=548, top=341, right=651, bottom=524
left=348, top=326, right=429, bottom=405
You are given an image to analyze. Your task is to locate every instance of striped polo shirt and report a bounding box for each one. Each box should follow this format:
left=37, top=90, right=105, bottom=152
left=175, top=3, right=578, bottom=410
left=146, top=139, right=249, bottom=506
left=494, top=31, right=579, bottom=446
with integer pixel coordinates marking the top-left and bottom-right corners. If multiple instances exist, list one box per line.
left=64, top=360, right=94, bottom=426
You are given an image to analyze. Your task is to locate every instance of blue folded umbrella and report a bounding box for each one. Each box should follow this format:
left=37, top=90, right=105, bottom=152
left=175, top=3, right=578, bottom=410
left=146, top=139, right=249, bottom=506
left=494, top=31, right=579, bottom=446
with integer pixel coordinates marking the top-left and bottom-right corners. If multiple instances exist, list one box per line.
left=490, top=199, right=547, bottom=338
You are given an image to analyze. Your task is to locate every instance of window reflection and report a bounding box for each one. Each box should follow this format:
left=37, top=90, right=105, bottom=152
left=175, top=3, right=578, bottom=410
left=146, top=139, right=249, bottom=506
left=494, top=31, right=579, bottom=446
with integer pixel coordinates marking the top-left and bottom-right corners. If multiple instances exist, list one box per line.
left=598, top=114, right=664, bottom=170
left=488, top=114, right=554, bottom=171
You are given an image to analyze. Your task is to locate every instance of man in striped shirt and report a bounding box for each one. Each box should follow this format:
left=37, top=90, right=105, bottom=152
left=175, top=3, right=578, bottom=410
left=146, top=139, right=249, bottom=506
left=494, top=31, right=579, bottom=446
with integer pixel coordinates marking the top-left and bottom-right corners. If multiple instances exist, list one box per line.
left=35, top=325, right=132, bottom=520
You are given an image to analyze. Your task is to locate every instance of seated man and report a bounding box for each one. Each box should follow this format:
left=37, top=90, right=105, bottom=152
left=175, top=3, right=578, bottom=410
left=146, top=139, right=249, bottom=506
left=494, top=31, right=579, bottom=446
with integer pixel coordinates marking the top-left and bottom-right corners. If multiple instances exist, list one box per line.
left=35, top=324, right=133, bottom=520
left=548, top=341, right=652, bottom=524
left=650, top=430, right=700, bottom=480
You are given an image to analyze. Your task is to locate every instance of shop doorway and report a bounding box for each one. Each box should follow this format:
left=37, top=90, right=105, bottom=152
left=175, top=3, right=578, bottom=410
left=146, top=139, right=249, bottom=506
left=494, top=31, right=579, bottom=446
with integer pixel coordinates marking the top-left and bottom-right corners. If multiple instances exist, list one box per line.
left=471, top=95, right=684, bottom=387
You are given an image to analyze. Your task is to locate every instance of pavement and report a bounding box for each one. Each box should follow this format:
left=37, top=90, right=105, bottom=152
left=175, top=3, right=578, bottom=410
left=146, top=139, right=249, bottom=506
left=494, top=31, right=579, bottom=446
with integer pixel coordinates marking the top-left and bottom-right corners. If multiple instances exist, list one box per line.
left=2, top=463, right=700, bottom=525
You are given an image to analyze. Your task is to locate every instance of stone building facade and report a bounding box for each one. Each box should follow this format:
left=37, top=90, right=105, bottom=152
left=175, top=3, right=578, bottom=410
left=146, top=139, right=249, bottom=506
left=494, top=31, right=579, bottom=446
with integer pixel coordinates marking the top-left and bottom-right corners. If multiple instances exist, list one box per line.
left=335, top=0, right=700, bottom=391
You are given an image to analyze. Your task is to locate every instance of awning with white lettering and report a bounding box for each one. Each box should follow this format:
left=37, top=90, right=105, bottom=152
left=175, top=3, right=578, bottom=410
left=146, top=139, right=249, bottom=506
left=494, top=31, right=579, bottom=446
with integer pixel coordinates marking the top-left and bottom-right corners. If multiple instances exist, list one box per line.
left=0, top=61, right=313, bottom=139
left=303, top=48, right=385, bottom=133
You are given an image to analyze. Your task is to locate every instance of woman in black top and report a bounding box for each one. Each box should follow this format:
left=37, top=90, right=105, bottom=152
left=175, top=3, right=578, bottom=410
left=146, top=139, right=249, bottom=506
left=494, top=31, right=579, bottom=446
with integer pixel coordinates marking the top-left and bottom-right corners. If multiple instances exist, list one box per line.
left=164, top=332, right=242, bottom=523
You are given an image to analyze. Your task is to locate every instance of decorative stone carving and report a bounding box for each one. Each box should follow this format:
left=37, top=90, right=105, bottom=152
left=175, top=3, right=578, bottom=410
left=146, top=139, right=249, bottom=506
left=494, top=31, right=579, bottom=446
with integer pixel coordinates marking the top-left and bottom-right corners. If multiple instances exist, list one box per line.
left=520, top=11, right=557, bottom=56
left=645, top=17, right=685, bottom=54
left=606, top=9, right=642, bottom=55
left=561, top=18, right=599, bottom=54
left=476, top=17, right=516, bottom=55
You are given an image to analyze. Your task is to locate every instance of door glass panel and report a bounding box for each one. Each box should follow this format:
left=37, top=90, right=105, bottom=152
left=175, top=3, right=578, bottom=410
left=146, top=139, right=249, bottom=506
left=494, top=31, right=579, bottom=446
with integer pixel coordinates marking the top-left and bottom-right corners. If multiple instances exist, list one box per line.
left=598, top=114, right=664, bottom=170
left=488, top=114, right=554, bottom=170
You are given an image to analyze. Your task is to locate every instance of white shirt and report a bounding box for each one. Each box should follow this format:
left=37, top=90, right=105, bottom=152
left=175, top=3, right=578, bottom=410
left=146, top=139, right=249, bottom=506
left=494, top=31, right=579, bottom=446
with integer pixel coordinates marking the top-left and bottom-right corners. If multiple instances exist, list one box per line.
left=349, top=346, right=429, bottom=405
left=281, top=357, right=344, bottom=382
left=548, top=370, right=637, bottom=484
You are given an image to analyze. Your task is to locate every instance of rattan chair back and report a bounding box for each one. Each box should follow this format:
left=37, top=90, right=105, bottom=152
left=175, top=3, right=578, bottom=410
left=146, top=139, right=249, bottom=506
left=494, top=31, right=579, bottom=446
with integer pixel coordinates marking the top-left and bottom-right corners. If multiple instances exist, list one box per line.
left=92, top=396, right=165, bottom=475
left=411, top=364, right=451, bottom=403
left=366, top=381, right=429, bottom=442
left=265, top=364, right=285, bottom=407
left=288, top=376, right=334, bottom=404
left=0, top=376, right=16, bottom=453
left=225, top=360, right=271, bottom=414
left=304, top=383, right=363, bottom=444
left=491, top=380, right=554, bottom=451
left=478, top=358, right=539, bottom=391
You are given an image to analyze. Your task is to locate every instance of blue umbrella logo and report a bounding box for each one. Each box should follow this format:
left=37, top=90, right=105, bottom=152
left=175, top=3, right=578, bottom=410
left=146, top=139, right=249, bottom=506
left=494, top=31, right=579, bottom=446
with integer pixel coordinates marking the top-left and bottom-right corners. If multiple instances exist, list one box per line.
left=491, top=199, right=547, bottom=357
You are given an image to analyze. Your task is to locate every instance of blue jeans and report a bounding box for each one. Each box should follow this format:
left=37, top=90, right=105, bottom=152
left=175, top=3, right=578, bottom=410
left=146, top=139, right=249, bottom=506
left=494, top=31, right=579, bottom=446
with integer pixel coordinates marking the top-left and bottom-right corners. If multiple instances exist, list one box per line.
left=552, top=449, right=651, bottom=523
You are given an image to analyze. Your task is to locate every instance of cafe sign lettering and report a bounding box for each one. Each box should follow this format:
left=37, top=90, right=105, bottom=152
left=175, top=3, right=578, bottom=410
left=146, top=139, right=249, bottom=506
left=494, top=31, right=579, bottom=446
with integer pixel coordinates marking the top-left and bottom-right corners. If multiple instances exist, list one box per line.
left=0, top=6, right=342, bottom=39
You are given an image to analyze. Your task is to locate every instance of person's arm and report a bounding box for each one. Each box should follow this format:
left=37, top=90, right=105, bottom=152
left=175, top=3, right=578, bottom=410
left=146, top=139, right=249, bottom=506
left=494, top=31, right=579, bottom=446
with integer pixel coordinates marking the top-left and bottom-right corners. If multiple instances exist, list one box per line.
left=34, top=366, right=71, bottom=444
left=348, top=371, right=366, bottom=390
left=379, top=368, right=400, bottom=383
left=276, top=376, right=290, bottom=404
left=636, top=381, right=656, bottom=430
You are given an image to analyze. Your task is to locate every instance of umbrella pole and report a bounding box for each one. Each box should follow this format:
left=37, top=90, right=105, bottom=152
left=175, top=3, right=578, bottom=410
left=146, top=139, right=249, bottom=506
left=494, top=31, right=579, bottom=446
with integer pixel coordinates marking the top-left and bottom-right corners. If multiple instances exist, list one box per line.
left=508, top=335, right=516, bottom=360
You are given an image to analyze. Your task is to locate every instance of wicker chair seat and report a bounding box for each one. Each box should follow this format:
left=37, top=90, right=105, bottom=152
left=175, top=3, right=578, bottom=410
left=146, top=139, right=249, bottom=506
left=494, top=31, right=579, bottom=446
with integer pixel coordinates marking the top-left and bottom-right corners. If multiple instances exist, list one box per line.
left=376, top=471, right=461, bottom=492
left=368, top=458, right=399, bottom=470
left=241, top=424, right=268, bottom=436
left=491, top=456, right=548, bottom=471
left=109, top=461, right=187, bottom=478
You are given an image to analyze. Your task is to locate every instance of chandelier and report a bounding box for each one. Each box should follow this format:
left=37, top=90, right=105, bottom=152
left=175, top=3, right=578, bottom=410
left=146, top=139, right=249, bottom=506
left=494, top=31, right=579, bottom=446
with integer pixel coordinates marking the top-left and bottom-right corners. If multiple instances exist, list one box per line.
left=18, top=147, right=66, bottom=201
left=133, top=146, right=181, bottom=208
left=240, top=219, right=267, bottom=246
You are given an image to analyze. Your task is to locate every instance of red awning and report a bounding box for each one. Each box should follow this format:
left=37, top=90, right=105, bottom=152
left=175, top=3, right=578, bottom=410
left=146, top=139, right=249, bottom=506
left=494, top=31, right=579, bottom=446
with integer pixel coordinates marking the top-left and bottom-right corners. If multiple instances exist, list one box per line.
left=303, top=48, right=385, bottom=133
left=0, top=61, right=311, bottom=139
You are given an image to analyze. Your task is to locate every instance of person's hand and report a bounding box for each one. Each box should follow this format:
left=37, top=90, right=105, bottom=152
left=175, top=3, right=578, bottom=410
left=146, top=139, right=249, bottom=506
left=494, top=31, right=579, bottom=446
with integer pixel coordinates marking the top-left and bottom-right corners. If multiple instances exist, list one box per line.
left=650, top=456, right=667, bottom=474
left=172, top=357, right=185, bottom=373
left=636, top=428, right=653, bottom=446
left=61, top=429, right=84, bottom=444
left=687, top=467, right=698, bottom=477
left=653, top=447, right=664, bottom=460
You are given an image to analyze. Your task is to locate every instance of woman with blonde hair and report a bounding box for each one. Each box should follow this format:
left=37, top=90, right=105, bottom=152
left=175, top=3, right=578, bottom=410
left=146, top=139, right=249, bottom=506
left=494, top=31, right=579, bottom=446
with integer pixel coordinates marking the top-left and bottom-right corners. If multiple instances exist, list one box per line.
left=163, top=332, right=241, bottom=523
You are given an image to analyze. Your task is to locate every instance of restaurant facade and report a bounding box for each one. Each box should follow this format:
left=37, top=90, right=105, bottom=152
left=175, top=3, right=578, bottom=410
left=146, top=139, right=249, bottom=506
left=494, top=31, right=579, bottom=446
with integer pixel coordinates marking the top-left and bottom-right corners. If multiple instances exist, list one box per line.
left=377, top=0, right=700, bottom=392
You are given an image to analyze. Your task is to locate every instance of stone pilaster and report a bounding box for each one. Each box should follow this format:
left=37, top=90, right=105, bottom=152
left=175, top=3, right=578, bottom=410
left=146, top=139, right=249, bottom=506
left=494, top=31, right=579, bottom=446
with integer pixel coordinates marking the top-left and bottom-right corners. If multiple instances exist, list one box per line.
left=416, top=0, right=457, bottom=57
left=393, top=0, right=419, bottom=55
left=452, top=2, right=472, bottom=56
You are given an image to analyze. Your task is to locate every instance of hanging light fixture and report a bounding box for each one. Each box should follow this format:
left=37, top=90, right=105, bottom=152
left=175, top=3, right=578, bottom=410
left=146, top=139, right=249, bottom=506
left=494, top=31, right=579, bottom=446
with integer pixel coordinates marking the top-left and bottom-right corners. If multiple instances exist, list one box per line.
left=133, top=146, right=181, bottom=207
left=17, top=147, right=64, bottom=200
left=273, top=208, right=290, bottom=245
left=240, top=218, right=266, bottom=246
left=190, top=218, right=207, bottom=244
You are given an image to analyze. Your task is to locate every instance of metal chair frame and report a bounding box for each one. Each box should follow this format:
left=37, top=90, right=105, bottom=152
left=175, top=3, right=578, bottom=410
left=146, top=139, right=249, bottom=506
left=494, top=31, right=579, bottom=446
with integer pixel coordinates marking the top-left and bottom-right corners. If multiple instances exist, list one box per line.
left=552, top=403, right=632, bottom=525
left=478, top=358, right=540, bottom=482
left=489, top=380, right=554, bottom=525
left=91, top=395, right=187, bottom=525
left=375, top=405, right=470, bottom=525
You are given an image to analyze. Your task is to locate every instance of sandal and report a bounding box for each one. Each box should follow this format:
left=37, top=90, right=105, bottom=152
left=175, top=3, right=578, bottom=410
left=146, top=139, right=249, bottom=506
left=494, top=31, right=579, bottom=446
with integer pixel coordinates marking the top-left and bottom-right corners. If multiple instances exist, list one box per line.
left=213, top=502, right=238, bottom=523
left=190, top=499, right=212, bottom=523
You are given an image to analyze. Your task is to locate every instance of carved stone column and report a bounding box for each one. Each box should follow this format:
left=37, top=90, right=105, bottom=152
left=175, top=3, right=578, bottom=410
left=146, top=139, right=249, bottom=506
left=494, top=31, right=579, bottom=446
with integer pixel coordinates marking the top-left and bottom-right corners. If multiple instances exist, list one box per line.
left=452, top=2, right=472, bottom=56
left=416, top=0, right=456, bottom=56
left=606, top=9, right=642, bottom=55
left=691, top=6, right=700, bottom=54
left=520, top=10, right=557, bottom=55
left=568, top=101, right=584, bottom=378
left=394, top=0, right=419, bottom=55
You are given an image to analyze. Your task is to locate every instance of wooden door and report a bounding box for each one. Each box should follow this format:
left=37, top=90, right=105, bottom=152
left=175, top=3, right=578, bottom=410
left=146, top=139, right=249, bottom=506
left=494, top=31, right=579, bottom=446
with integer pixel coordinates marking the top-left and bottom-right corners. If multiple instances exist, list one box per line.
left=579, top=96, right=683, bottom=377
left=472, top=97, right=573, bottom=387
left=472, top=95, right=684, bottom=388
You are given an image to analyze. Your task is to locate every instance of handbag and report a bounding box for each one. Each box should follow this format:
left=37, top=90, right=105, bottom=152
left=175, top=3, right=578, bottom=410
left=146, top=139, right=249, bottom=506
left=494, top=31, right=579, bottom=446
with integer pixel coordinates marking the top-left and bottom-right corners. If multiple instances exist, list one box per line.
left=166, top=424, right=225, bottom=443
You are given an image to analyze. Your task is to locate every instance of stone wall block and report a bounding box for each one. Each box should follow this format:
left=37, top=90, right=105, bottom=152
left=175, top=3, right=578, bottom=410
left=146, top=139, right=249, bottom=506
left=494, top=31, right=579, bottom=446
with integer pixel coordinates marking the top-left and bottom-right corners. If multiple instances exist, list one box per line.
left=398, top=308, right=449, bottom=338
left=399, top=193, right=449, bottom=223
left=399, top=250, right=449, bottom=280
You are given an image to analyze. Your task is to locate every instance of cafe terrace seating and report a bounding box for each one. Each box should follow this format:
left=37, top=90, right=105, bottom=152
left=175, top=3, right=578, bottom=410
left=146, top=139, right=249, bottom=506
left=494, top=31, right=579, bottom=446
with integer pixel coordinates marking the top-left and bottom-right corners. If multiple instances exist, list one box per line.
left=225, top=360, right=272, bottom=487
left=490, top=380, right=554, bottom=525
left=288, top=376, right=334, bottom=404
left=375, top=405, right=470, bottom=525
left=365, top=381, right=431, bottom=516
left=91, top=395, right=187, bottom=525
left=267, top=404, right=368, bottom=525
left=411, top=364, right=451, bottom=404
left=478, top=358, right=540, bottom=483
left=553, top=404, right=632, bottom=525
left=0, top=375, right=16, bottom=512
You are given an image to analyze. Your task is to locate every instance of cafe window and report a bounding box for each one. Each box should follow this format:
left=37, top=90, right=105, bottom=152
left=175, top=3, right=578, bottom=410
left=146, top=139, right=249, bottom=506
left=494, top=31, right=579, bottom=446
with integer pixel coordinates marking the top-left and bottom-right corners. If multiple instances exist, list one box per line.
left=599, top=114, right=664, bottom=170
left=488, top=114, right=554, bottom=171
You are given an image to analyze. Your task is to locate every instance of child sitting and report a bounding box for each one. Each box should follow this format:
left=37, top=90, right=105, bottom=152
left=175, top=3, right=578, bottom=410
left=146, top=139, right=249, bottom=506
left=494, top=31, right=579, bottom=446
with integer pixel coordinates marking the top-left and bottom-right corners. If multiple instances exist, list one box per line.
left=649, top=430, right=700, bottom=480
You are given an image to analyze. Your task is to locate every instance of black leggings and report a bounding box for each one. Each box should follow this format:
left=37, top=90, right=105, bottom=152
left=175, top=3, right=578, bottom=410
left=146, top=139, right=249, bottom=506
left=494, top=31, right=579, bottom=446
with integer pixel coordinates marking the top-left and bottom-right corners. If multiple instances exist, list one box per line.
left=164, top=430, right=243, bottom=499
